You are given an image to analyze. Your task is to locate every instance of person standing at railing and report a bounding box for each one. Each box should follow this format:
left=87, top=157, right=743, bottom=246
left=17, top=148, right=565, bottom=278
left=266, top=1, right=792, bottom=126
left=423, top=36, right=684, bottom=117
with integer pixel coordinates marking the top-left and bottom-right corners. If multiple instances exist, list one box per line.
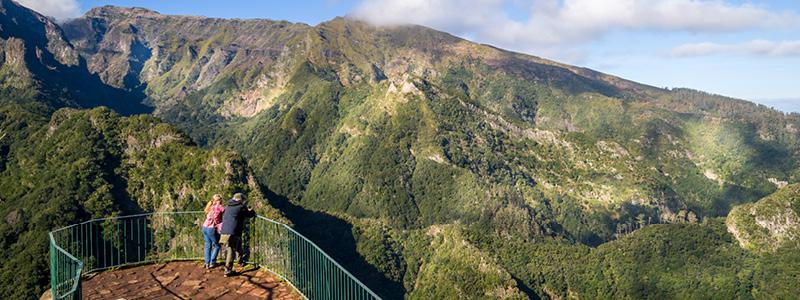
left=202, top=194, right=225, bottom=269
left=219, top=192, right=255, bottom=277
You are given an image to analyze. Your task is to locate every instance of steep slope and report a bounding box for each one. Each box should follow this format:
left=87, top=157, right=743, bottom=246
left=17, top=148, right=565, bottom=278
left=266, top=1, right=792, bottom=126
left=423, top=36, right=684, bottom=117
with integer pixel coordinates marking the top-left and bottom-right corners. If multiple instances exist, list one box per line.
left=727, top=184, right=800, bottom=252
left=62, top=8, right=800, bottom=223
left=55, top=7, right=800, bottom=298
left=0, top=103, right=282, bottom=299
left=62, top=6, right=309, bottom=121
left=0, top=0, right=151, bottom=114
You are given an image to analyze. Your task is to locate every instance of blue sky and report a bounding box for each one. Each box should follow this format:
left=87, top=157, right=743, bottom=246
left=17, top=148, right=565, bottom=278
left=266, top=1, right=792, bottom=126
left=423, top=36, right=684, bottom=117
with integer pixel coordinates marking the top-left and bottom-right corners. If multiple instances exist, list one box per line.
left=18, top=0, right=800, bottom=112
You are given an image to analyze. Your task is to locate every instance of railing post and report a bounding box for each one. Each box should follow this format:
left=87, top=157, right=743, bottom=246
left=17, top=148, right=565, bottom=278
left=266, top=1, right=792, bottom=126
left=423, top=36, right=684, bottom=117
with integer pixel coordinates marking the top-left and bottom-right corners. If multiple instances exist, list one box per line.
left=50, top=212, right=382, bottom=300
left=49, top=236, right=56, bottom=300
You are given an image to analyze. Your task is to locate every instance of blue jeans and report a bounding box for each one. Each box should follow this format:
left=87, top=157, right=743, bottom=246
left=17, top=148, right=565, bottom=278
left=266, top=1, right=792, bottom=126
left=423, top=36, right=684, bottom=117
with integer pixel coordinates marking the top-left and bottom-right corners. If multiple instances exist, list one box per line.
left=202, top=226, right=220, bottom=266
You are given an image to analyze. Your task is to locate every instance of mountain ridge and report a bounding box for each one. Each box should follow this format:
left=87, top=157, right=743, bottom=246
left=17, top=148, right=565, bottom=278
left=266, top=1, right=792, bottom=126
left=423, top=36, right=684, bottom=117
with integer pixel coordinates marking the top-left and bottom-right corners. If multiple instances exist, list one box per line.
left=0, top=0, right=152, bottom=114
left=56, top=5, right=800, bottom=298
left=1, top=1, right=799, bottom=298
left=61, top=6, right=792, bottom=122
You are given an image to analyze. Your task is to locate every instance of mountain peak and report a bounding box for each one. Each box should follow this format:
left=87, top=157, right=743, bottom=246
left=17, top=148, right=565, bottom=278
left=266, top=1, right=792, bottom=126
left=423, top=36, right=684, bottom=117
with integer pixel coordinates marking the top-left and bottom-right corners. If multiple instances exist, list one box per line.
left=85, top=5, right=162, bottom=19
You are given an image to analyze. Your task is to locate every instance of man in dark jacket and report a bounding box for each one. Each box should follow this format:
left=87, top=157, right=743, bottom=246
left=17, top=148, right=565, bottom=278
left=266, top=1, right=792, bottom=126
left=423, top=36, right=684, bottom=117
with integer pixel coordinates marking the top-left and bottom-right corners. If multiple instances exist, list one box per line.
left=220, top=192, right=255, bottom=276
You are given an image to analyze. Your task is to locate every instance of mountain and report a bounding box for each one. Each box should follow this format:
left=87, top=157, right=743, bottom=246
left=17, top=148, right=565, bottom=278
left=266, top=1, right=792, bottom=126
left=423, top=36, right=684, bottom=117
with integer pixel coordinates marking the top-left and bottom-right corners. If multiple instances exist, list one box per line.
left=0, top=0, right=151, bottom=114
left=1, top=2, right=799, bottom=298
left=61, top=6, right=800, bottom=225
left=0, top=6, right=284, bottom=297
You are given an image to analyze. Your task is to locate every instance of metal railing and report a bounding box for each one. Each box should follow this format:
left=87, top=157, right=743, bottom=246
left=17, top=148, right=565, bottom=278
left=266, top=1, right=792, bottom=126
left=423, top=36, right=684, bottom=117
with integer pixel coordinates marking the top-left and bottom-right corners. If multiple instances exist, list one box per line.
left=49, top=212, right=381, bottom=300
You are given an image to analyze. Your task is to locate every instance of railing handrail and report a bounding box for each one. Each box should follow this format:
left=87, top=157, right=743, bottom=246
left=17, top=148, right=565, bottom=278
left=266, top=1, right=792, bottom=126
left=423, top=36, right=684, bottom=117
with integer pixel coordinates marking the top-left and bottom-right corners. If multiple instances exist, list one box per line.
left=275, top=219, right=382, bottom=299
left=50, top=211, right=206, bottom=234
left=49, top=212, right=382, bottom=300
left=48, top=232, right=83, bottom=298
left=49, top=232, right=82, bottom=263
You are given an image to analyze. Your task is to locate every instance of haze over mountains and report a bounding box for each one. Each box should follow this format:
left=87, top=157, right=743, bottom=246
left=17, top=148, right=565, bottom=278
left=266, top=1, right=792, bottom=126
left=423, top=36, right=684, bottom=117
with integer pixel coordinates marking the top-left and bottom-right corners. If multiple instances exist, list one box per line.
left=757, top=98, right=800, bottom=113
left=1, top=0, right=799, bottom=298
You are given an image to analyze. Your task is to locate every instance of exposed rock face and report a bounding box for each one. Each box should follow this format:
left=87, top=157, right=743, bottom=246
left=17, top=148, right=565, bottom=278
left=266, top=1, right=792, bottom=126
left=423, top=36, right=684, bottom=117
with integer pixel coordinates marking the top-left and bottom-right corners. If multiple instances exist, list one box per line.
left=769, top=177, right=789, bottom=188
left=0, top=37, right=33, bottom=91
left=727, top=184, right=800, bottom=252
left=62, top=6, right=308, bottom=115
left=60, top=8, right=654, bottom=123
left=3, top=4, right=800, bottom=298
left=0, top=0, right=78, bottom=66
left=0, top=0, right=152, bottom=114
left=596, top=140, right=629, bottom=159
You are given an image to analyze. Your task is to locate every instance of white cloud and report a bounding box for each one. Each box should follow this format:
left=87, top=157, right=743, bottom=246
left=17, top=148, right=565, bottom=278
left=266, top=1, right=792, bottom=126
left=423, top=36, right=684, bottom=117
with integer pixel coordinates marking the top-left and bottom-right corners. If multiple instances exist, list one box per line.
left=351, top=0, right=797, bottom=62
left=671, top=40, right=800, bottom=57
left=16, top=0, right=81, bottom=21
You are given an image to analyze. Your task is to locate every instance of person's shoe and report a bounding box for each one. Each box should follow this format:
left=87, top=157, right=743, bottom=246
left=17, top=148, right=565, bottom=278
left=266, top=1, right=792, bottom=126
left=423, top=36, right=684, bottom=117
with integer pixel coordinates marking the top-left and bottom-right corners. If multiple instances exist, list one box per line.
left=224, top=271, right=235, bottom=277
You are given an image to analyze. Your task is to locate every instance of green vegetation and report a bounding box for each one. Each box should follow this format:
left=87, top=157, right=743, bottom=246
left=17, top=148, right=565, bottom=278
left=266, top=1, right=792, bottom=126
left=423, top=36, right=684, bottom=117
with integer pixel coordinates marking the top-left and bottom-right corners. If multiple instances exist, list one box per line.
left=409, top=225, right=526, bottom=299
left=59, top=9, right=800, bottom=298
left=468, top=219, right=800, bottom=299
left=0, top=2, right=799, bottom=298
left=727, top=184, right=800, bottom=253
left=0, top=104, right=281, bottom=299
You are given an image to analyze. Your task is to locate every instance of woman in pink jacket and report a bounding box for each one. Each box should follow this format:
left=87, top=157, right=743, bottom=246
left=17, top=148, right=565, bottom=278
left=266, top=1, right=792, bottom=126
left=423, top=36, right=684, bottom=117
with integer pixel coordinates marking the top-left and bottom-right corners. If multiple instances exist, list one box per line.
left=201, top=194, right=225, bottom=269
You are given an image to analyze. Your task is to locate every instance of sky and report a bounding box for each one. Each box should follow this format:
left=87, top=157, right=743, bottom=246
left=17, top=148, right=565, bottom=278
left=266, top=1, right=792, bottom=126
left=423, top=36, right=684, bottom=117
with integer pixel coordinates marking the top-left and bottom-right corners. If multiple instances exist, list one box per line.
left=16, top=0, right=800, bottom=113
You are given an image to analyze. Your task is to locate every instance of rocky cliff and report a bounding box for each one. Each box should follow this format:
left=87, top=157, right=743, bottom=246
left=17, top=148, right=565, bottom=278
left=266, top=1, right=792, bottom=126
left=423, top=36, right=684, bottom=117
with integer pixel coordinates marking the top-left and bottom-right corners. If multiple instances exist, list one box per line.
left=1, top=2, right=799, bottom=298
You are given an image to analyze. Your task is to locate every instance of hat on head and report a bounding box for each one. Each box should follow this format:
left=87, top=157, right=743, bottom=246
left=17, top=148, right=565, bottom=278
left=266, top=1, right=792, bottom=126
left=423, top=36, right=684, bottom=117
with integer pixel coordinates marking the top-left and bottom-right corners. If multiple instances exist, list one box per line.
left=232, top=193, right=245, bottom=202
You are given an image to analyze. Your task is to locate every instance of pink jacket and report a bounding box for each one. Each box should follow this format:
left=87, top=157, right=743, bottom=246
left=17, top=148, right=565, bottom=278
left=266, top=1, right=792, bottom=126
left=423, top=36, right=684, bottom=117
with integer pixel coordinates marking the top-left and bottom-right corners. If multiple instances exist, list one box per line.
left=203, top=203, right=225, bottom=232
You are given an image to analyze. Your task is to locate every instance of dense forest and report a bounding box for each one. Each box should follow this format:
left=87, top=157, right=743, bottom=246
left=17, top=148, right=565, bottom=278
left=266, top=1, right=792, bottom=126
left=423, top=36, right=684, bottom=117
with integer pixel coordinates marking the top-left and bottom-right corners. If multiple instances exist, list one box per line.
left=0, top=103, right=284, bottom=298
left=0, top=0, right=798, bottom=298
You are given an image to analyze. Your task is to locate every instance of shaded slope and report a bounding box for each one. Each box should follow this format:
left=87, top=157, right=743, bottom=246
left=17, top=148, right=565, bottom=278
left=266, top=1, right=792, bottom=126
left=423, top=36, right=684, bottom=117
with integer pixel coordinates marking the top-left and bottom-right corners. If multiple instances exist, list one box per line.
left=0, top=0, right=151, bottom=114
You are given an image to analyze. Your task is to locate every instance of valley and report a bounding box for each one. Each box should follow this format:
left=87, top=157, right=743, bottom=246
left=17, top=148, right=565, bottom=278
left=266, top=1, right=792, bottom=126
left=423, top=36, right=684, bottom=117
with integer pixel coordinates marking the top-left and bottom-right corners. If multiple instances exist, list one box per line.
left=0, top=1, right=798, bottom=298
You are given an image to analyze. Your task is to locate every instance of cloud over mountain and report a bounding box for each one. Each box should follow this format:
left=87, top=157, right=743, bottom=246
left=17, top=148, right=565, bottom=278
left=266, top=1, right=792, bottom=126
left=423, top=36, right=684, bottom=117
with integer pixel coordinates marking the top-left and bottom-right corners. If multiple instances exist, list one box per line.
left=671, top=40, right=800, bottom=57
left=352, top=0, right=796, bottom=47
left=17, top=0, right=80, bottom=20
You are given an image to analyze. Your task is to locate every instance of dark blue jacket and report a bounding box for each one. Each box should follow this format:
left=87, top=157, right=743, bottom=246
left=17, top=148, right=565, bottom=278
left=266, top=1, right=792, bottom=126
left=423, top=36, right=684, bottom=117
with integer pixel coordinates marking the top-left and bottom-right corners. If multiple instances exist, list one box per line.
left=220, top=199, right=255, bottom=236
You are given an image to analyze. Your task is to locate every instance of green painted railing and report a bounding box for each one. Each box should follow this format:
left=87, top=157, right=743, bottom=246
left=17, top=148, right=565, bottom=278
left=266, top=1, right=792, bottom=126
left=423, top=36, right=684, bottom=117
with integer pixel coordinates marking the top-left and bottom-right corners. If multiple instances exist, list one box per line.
left=49, top=212, right=381, bottom=300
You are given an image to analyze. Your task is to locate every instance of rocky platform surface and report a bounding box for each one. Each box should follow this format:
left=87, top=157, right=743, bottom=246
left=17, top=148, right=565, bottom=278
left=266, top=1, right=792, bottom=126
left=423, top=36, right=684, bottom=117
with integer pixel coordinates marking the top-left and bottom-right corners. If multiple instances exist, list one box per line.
left=81, top=261, right=299, bottom=300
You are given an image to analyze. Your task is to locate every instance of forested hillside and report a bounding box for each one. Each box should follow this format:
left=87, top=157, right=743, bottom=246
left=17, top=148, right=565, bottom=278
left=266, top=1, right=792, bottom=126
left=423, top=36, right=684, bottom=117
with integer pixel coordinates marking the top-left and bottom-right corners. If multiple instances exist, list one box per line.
left=0, top=0, right=798, bottom=298
left=727, top=183, right=800, bottom=253
left=0, top=103, right=286, bottom=298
